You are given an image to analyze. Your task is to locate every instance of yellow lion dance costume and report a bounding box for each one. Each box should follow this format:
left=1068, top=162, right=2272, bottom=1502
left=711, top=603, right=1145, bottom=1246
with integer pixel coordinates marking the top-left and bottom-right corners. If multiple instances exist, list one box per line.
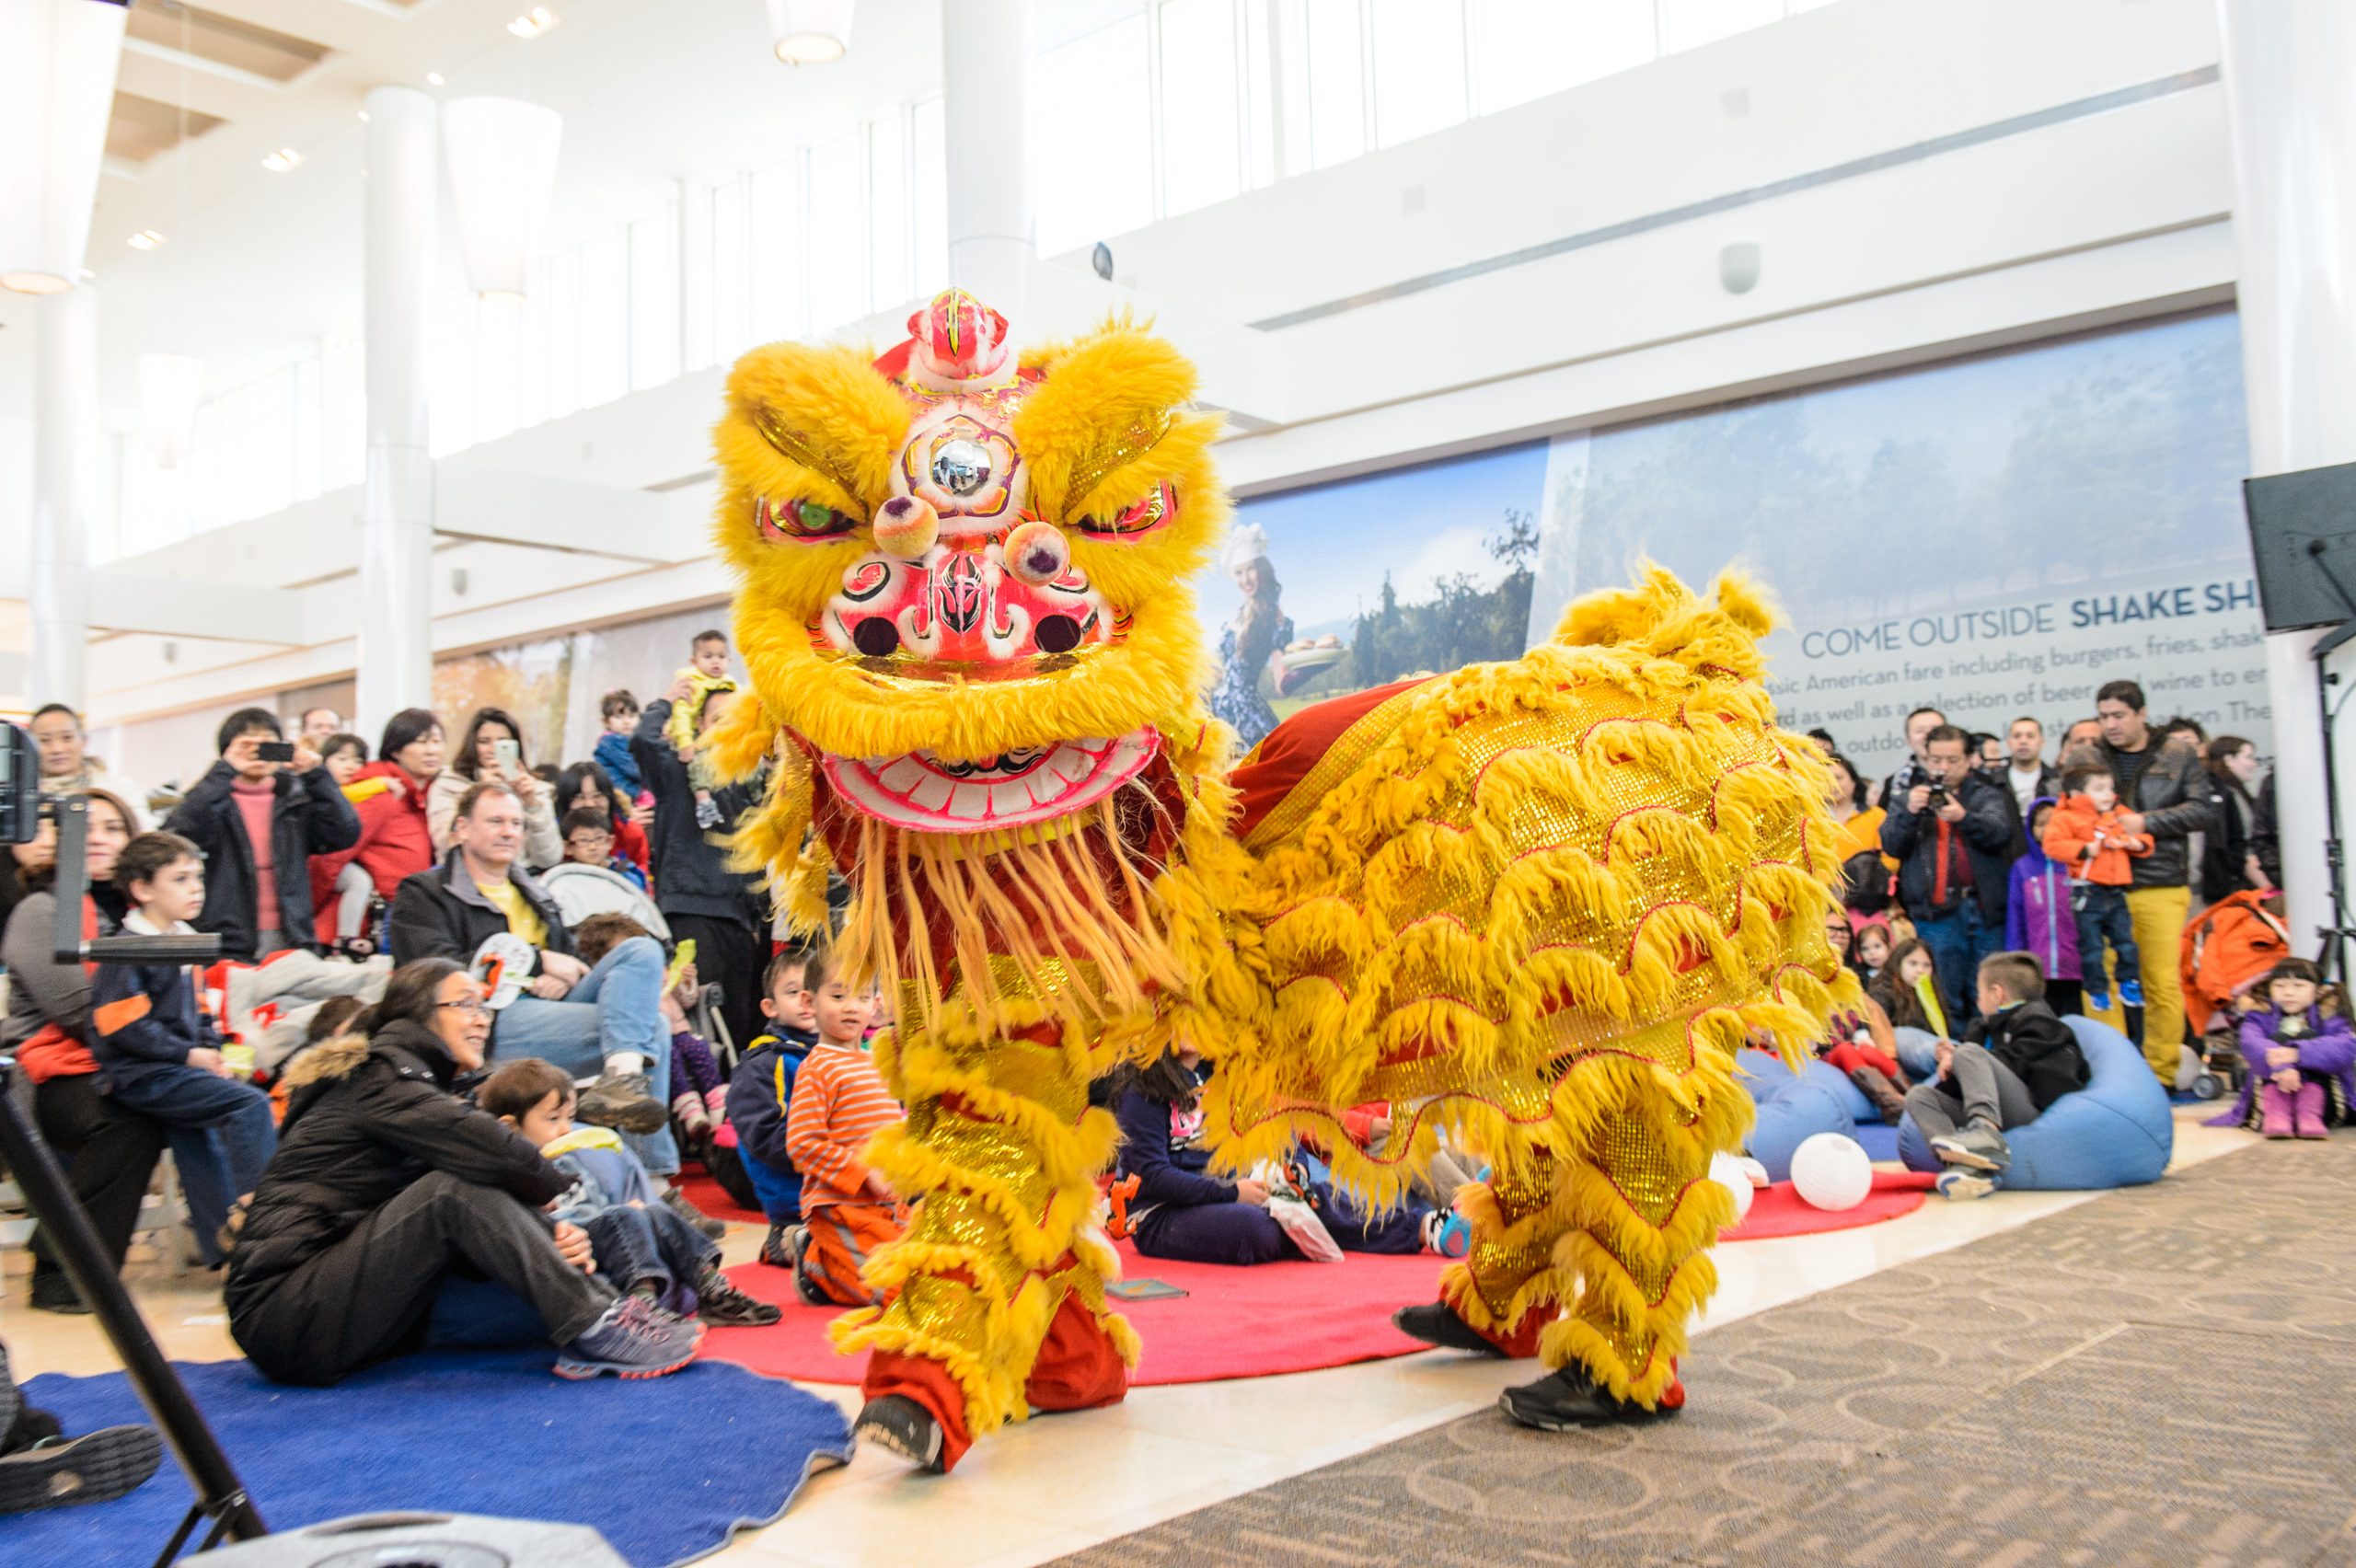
left=704, top=291, right=1854, bottom=1470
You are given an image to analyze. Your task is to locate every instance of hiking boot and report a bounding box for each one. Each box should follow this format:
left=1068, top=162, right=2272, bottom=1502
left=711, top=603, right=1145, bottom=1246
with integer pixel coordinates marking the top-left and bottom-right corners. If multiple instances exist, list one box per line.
left=854, top=1394, right=946, bottom=1472
left=1392, top=1301, right=1507, bottom=1356
left=0, top=1425, right=164, bottom=1516
left=1934, top=1170, right=1998, bottom=1201
left=554, top=1295, right=702, bottom=1380
left=1930, top=1122, right=2012, bottom=1172
left=1849, top=1066, right=1909, bottom=1122
left=662, top=1186, right=726, bottom=1240
left=1498, top=1366, right=1680, bottom=1431
left=575, top=1072, right=667, bottom=1136
left=694, top=1267, right=782, bottom=1327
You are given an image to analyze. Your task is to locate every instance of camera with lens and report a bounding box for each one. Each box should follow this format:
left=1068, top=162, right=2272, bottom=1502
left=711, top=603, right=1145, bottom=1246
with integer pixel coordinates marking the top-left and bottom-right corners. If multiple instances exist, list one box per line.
left=1924, top=784, right=1950, bottom=812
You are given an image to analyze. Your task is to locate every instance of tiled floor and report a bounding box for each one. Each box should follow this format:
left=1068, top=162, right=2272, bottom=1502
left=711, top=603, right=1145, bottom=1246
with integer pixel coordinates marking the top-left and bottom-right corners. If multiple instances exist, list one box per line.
left=1, top=1110, right=2257, bottom=1568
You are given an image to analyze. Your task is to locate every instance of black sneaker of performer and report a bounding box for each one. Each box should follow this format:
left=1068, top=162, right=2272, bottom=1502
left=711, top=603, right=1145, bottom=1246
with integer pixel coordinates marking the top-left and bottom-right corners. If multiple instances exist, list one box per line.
left=1392, top=1302, right=1507, bottom=1357
left=855, top=1395, right=946, bottom=1472
left=1498, top=1366, right=1680, bottom=1431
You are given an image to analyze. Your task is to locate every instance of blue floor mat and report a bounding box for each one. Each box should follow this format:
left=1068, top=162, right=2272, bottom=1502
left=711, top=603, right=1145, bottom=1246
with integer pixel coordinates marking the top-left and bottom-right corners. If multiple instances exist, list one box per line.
left=0, top=1348, right=852, bottom=1567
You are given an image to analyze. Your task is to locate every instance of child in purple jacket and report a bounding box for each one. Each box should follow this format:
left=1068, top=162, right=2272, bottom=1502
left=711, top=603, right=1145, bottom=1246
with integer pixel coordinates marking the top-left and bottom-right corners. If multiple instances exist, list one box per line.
left=2236, top=958, right=2353, bottom=1139
left=2004, top=797, right=2084, bottom=1018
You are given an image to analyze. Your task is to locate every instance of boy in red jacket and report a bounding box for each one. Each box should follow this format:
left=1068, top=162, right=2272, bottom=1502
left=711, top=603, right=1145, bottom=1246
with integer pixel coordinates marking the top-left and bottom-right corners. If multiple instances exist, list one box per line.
left=2041, top=766, right=2153, bottom=1014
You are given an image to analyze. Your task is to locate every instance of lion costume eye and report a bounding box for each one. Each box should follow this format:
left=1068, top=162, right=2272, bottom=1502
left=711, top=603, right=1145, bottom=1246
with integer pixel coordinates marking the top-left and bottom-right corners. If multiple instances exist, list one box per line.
left=1073, top=482, right=1175, bottom=538
left=756, top=495, right=860, bottom=542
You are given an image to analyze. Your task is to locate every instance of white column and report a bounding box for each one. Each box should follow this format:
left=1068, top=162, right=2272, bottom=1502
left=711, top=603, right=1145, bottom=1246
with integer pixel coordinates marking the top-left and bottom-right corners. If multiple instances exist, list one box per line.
left=29, top=283, right=95, bottom=709
left=941, top=0, right=1035, bottom=322
left=358, top=86, right=439, bottom=736
left=2216, top=1, right=2356, bottom=952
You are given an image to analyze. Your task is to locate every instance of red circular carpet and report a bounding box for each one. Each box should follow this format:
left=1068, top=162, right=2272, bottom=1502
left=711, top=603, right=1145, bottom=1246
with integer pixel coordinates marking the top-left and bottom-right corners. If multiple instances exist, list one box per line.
left=1720, top=1170, right=1936, bottom=1240
left=699, top=1240, right=1441, bottom=1386
left=684, top=1170, right=1935, bottom=1387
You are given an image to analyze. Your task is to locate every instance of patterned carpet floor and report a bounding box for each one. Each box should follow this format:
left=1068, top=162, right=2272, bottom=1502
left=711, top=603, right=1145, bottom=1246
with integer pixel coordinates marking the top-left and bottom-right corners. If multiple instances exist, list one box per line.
left=1056, top=1136, right=2356, bottom=1567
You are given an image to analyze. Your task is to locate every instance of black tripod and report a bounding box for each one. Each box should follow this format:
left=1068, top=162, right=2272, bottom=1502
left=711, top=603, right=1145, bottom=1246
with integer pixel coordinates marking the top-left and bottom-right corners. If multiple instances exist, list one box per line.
left=0, top=789, right=267, bottom=1562
left=2300, top=536, right=2356, bottom=984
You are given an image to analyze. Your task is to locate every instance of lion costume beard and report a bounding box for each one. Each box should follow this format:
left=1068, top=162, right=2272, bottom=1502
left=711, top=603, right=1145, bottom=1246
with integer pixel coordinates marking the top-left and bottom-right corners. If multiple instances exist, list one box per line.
left=703, top=291, right=1854, bottom=1467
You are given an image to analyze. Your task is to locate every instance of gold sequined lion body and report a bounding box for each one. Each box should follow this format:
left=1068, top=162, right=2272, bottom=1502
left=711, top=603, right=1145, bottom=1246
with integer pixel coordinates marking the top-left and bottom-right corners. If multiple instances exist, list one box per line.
left=703, top=292, right=1852, bottom=1469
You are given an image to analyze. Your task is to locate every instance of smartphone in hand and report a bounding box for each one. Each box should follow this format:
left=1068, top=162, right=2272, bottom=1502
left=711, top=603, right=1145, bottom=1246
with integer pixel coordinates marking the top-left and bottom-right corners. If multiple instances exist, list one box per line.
left=256, top=741, right=296, bottom=764
left=493, top=738, right=522, bottom=776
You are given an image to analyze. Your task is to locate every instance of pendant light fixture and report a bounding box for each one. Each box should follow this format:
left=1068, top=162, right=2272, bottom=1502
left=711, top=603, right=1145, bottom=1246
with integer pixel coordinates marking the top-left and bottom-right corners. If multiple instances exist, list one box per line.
left=0, top=0, right=129, bottom=294
left=768, top=0, right=854, bottom=63
left=440, top=96, right=564, bottom=301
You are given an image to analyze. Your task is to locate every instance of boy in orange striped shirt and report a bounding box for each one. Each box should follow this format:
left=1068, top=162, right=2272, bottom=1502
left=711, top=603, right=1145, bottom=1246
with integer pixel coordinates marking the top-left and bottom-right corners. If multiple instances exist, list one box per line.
left=778, top=950, right=903, bottom=1306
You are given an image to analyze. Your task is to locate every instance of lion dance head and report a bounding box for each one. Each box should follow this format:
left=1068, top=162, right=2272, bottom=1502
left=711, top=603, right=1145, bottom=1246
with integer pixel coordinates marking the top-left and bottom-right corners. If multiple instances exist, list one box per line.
left=705, top=291, right=1236, bottom=1032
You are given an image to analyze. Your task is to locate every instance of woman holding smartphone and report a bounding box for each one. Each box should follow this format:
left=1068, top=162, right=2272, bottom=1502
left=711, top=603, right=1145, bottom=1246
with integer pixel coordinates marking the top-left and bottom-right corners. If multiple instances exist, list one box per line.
left=428, top=708, right=563, bottom=870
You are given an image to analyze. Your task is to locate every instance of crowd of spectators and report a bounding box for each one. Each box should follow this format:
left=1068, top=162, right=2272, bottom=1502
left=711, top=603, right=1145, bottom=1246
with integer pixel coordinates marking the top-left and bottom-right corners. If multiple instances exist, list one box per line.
left=1, top=630, right=779, bottom=1388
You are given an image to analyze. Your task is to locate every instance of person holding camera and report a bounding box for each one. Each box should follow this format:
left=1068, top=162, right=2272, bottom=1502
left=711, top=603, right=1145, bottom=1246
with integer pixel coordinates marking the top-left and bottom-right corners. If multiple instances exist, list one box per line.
left=1879, top=724, right=2017, bottom=1026
left=427, top=708, right=563, bottom=871
left=164, top=708, right=361, bottom=963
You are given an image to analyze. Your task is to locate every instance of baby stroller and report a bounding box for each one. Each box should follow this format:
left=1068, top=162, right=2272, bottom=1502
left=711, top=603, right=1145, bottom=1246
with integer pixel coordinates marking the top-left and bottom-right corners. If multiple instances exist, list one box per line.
left=2180, top=890, right=2292, bottom=1101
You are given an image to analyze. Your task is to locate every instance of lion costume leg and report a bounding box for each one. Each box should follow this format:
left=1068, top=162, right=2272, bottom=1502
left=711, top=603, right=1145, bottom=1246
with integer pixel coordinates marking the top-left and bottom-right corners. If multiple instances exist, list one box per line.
left=838, top=1004, right=1136, bottom=1471
left=1435, top=1154, right=1568, bottom=1357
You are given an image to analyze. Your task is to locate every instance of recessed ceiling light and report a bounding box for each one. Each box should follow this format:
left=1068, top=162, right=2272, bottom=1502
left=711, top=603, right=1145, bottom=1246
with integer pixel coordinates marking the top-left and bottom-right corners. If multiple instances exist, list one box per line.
left=357, top=109, right=370, bottom=121
left=261, top=147, right=304, bottom=172
left=426, top=71, right=446, bottom=86
left=128, top=229, right=166, bottom=250
left=506, top=6, right=558, bottom=38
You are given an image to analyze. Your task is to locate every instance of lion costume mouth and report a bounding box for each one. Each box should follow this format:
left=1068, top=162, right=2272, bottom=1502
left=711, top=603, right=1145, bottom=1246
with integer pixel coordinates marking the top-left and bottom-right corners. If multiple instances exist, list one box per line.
left=820, top=728, right=1161, bottom=832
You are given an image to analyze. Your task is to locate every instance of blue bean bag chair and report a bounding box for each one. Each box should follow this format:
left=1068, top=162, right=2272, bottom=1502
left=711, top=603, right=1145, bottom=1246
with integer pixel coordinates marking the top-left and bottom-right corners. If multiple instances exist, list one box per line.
left=1898, top=1015, right=2173, bottom=1190
left=1738, top=1050, right=1856, bottom=1183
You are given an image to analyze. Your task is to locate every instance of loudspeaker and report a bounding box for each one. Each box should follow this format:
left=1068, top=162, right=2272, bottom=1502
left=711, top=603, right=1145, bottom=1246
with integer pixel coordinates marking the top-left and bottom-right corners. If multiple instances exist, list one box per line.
left=2243, top=459, right=2356, bottom=632
left=191, top=1511, right=629, bottom=1566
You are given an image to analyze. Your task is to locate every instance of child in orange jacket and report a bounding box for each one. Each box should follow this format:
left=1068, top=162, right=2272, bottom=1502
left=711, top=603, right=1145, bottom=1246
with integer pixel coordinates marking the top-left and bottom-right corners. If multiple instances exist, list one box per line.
left=2041, top=765, right=2153, bottom=1014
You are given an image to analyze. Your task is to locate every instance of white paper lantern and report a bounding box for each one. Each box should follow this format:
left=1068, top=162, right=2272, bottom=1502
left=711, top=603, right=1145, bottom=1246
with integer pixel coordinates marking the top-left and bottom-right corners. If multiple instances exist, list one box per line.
left=439, top=97, right=563, bottom=301
left=0, top=0, right=128, bottom=294
left=1707, top=1150, right=1756, bottom=1226
left=138, top=352, right=203, bottom=469
left=767, top=0, right=853, bottom=63
left=1789, top=1133, right=1873, bottom=1213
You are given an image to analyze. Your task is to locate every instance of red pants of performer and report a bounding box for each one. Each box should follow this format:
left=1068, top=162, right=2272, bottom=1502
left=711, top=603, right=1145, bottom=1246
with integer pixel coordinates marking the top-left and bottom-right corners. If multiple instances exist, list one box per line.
left=862, top=1268, right=1128, bottom=1470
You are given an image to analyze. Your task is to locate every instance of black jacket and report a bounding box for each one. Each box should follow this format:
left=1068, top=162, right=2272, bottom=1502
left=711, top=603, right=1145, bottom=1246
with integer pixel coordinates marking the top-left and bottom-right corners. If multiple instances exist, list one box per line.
left=629, top=699, right=767, bottom=923
left=1878, top=772, right=2015, bottom=923
left=387, top=851, right=576, bottom=968
left=2199, top=773, right=2261, bottom=905
left=225, top=1020, right=569, bottom=1334
left=167, top=762, right=360, bottom=961
left=2097, top=734, right=2212, bottom=889
left=1964, top=999, right=2089, bottom=1112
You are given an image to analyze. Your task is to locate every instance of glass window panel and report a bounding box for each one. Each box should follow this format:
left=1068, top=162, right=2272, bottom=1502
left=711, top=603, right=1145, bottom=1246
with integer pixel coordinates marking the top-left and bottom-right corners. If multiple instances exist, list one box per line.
left=1160, top=0, right=1242, bottom=217
left=807, top=132, right=867, bottom=329
left=543, top=248, right=583, bottom=420
left=1244, top=0, right=1277, bottom=188
left=629, top=205, right=681, bottom=390
left=1370, top=0, right=1465, bottom=147
left=578, top=230, right=629, bottom=409
left=680, top=185, right=714, bottom=374
left=1033, top=14, right=1155, bottom=257
left=870, top=113, right=910, bottom=310
left=292, top=355, right=322, bottom=502
left=711, top=178, right=750, bottom=359
left=1304, top=0, right=1365, bottom=168
left=1274, top=0, right=1312, bottom=178
left=748, top=156, right=806, bottom=345
left=476, top=299, right=521, bottom=444
left=1471, top=0, right=1654, bottom=111
left=911, top=97, right=949, bottom=299
left=1660, top=0, right=1781, bottom=52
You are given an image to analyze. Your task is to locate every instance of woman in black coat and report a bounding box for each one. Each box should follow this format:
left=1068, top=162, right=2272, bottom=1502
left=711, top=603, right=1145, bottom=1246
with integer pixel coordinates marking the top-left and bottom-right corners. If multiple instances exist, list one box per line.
left=224, top=958, right=691, bottom=1386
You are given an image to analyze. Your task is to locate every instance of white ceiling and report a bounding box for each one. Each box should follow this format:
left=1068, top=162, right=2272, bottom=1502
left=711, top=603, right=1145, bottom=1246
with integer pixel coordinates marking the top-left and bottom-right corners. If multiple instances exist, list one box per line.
left=0, top=0, right=1115, bottom=424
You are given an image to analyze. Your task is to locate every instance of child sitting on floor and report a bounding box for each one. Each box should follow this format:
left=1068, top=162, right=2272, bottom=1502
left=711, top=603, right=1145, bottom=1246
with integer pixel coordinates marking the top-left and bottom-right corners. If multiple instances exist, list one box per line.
left=774, top=950, right=901, bottom=1306
left=1112, top=1046, right=1460, bottom=1265
left=730, top=950, right=819, bottom=1264
left=1867, top=937, right=1948, bottom=1038
left=92, top=832, right=278, bottom=1256
left=480, top=1058, right=778, bottom=1325
left=2238, top=957, right=2355, bottom=1139
left=1812, top=911, right=1909, bottom=1118
left=1906, top=951, right=2089, bottom=1201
